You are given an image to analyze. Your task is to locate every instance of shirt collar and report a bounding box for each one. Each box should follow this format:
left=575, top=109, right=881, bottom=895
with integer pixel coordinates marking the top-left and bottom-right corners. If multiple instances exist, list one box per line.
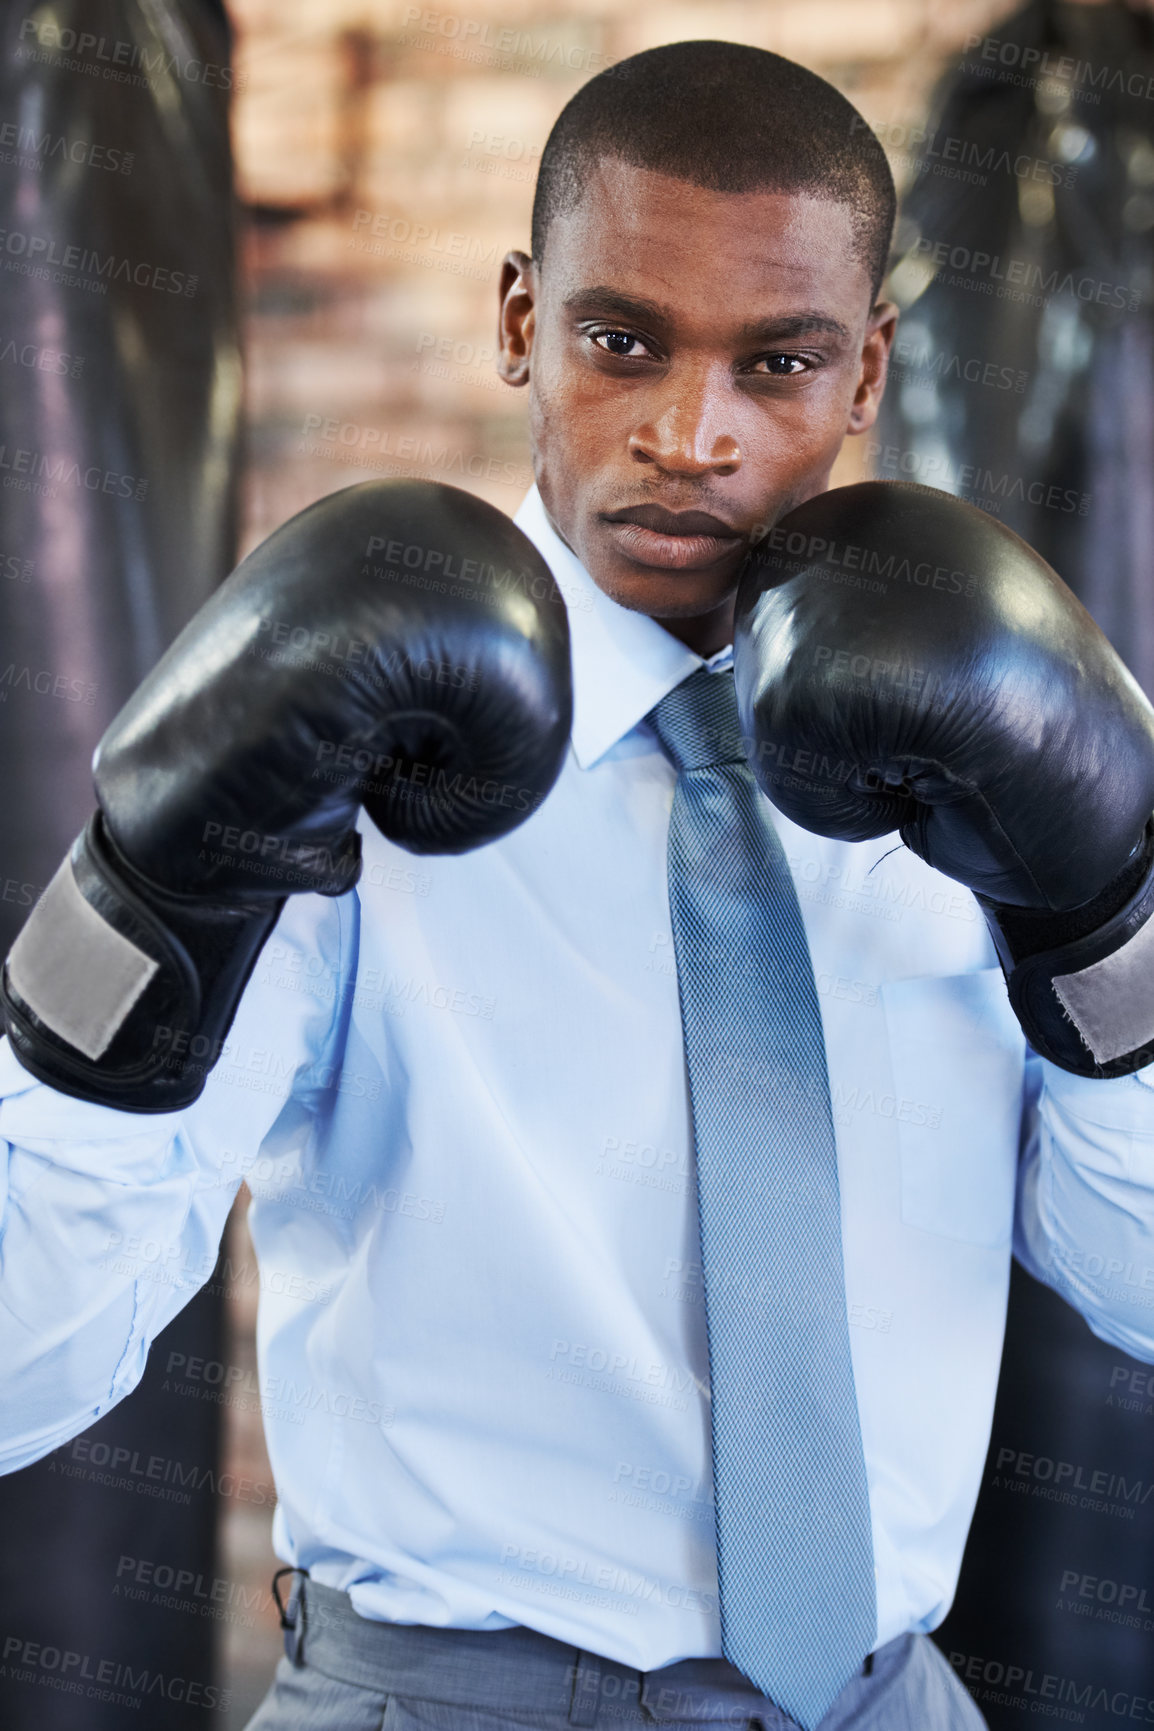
left=513, top=486, right=732, bottom=771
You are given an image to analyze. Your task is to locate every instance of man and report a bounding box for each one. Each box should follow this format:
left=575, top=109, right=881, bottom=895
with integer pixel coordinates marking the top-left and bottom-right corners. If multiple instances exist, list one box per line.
left=3, top=38, right=1154, bottom=1731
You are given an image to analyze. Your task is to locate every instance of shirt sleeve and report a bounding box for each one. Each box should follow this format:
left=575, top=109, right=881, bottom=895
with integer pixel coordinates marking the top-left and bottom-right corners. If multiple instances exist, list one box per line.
left=0, top=887, right=355, bottom=1471
left=1014, top=1051, right=1154, bottom=1362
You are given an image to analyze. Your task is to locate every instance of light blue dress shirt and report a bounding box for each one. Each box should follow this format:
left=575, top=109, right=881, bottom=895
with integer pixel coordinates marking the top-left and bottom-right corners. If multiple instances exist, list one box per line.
left=3, top=485, right=1154, bottom=1668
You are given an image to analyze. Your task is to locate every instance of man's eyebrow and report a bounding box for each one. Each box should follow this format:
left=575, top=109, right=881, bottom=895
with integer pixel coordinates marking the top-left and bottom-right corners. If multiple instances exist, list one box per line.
left=561, top=287, right=671, bottom=324
left=560, top=290, right=852, bottom=346
left=734, top=312, right=852, bottom=345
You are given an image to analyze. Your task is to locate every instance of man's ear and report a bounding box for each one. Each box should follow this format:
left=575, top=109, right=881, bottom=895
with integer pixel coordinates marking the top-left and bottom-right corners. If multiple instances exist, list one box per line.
left=497, top=250, right=536, bottom=387
left=846, top=299, right=898, bottom=436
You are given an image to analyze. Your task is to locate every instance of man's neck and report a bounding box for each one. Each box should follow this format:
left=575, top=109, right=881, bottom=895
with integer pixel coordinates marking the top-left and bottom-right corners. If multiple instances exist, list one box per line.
left=657, top=600, right=736, bottom=659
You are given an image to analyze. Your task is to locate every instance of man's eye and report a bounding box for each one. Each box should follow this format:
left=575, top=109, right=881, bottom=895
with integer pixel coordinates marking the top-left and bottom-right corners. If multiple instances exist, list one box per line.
left=592, top=330, right=646, bottom=358
left=754, top=353, right=809, bottom=376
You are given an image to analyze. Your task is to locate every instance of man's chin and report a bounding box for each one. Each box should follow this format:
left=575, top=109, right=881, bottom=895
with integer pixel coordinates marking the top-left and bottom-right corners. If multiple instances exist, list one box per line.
left=585, top=555, right=744, bottom=623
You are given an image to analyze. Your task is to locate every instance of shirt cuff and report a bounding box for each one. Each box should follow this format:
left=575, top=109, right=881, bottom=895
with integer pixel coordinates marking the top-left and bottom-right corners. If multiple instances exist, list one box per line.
left=1039, top=1051, right=1154, bottom=1134
left=0, top=1031, right=188, bottom=1147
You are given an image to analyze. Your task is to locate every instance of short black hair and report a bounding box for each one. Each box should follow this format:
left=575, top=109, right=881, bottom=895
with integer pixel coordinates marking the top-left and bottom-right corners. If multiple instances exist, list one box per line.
left=531, top=40, right=896, bottom=303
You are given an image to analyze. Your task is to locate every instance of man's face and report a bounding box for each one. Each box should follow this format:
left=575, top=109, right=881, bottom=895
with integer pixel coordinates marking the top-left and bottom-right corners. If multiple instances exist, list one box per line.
left=497, top=157, right=896, bottom=652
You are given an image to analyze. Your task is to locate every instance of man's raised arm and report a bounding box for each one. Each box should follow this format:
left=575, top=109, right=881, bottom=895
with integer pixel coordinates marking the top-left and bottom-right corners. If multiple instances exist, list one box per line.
left=0, top=478, right=573, bottom=1462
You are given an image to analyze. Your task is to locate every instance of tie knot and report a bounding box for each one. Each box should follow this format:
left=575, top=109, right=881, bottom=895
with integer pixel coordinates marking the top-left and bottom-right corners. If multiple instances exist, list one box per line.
left=647, top=666, right=746, bottom=773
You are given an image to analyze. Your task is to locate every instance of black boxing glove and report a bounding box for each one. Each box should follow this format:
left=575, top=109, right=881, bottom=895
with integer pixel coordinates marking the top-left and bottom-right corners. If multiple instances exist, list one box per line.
left=734, top=480, right=1154, bottom=1078
left=1, top=480, right=572, bottom=1110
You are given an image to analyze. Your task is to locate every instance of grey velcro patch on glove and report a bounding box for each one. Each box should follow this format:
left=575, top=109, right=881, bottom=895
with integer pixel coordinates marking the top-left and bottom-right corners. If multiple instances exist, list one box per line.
left=6, top=857, right=159, bottom=1060
left=1053, top=915, right=1154, bottom=1065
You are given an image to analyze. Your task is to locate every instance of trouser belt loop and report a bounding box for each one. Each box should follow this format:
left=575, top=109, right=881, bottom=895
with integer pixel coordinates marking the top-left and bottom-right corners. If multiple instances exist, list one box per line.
left=569, top=1649, right=602, bottom=1726
left=272, top=1567, right=311, bottom=1667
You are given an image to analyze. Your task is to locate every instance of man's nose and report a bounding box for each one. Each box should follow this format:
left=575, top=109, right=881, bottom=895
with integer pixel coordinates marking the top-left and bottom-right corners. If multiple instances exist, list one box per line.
left=627, top=364, right=741, bottom=477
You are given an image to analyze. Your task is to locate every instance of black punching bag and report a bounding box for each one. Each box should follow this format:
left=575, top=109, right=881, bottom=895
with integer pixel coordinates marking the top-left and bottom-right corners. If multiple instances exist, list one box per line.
left=0, top=3, right=240, bottom=1727
left=879, top=0, right=1154, bottom=696
left=877, top=5, right=1154, bottom=1724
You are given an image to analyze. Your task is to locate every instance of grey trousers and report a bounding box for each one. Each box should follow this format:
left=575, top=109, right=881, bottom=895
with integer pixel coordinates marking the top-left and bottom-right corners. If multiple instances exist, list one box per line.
left=244, top=1577, right=989, bottom=1731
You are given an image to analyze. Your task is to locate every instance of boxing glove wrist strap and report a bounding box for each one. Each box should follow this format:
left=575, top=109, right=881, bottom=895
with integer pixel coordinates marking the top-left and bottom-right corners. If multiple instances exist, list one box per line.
left=980, top=815, right=1154, bottom=1077
left=0, top=815, right=282, bottom=1112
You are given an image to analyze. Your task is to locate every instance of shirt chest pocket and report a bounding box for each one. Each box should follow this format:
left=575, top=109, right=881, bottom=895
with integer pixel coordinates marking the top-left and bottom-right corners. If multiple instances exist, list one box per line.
left=880, top=968, right=1026, bottom=1247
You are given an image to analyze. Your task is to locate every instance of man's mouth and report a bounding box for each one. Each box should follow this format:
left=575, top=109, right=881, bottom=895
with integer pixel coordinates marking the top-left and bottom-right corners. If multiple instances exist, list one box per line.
left=600, top=504, right=746, bottom=572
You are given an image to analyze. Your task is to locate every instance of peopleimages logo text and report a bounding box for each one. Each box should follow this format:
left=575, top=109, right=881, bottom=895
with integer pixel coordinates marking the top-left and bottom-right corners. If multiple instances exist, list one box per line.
left=0, top=227, right=196, bottom=295
left=912, top=235, right=1138, bottom=312
left=17, top=18, right=239, bottom=88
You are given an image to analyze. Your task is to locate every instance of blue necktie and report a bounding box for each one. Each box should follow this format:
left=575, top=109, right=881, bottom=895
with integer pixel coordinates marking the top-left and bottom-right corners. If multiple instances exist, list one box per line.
left=646, top=665, right=876, bottom=1731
